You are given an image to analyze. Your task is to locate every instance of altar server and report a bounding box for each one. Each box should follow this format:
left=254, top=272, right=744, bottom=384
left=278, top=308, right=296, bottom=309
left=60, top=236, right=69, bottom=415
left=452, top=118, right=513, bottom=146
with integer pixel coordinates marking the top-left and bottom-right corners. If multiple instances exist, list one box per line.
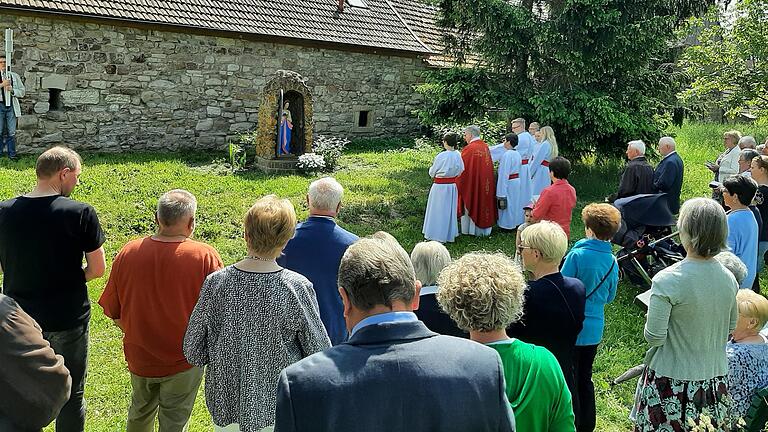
left=497, top=134, right=525, bottom=229
left=423, top=133, right=465, bottom=243
left=530, top=126, right=558, bottom=197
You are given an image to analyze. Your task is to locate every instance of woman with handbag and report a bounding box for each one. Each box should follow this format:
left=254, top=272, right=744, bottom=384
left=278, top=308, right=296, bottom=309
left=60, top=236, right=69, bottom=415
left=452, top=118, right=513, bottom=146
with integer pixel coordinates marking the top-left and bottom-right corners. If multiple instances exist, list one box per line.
left=561, top=203, right=622, bottom=432
left=508, top=221, right=586, bottom=411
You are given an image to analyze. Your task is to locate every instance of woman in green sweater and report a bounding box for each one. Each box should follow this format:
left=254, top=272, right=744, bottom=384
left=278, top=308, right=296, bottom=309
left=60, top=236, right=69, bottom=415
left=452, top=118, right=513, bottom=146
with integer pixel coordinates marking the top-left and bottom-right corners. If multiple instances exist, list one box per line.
left=633, top=197, right=738, bottom=431
left=438, top=252, right=576, bottom=432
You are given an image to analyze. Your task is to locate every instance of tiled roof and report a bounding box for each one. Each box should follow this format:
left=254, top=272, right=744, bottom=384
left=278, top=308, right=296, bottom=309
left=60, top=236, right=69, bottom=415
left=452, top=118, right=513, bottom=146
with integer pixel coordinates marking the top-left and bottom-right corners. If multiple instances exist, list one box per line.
left=389, top=0, right=451, bottom=66
left=1, top=0, right=435, bottom=54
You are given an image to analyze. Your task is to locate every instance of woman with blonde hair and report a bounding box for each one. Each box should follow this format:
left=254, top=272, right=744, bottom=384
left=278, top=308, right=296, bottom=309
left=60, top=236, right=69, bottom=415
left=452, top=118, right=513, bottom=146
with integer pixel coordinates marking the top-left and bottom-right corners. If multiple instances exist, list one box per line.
left=508, top=221, right=586, bottom=403
left=438, top=252, right=576, bottom=431
left=530, top=126, right=559, bottom=196
left=727, top=289, right=768, bottom=419
left=184, top=195, right=331, bottom=432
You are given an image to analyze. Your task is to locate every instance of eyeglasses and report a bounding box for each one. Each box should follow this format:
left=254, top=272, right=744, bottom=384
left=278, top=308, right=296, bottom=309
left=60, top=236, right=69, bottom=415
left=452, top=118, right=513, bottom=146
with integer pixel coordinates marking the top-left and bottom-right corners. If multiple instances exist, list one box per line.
left=517, top=244, right=533, bottom=254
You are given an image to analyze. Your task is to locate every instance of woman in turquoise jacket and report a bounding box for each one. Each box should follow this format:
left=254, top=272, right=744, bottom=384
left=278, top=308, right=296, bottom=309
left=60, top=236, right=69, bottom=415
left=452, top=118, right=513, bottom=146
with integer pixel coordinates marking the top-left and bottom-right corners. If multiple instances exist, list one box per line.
left=561, top=203, right=621, bottom=432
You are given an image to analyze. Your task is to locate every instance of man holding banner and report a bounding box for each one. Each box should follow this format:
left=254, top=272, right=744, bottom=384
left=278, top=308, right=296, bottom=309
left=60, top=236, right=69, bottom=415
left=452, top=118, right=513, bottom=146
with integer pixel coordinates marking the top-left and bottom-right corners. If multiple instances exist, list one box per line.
left=1, top=29, right=25, bottom=161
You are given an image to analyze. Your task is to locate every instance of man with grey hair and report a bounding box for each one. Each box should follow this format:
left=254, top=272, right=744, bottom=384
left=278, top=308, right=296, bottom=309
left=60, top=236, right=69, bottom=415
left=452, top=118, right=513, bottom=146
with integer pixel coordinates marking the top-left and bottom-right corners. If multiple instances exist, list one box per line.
left=458, top=125, right=496, bottom=236
left=274, top=231, right=516, bottom=432
left=653, top=137, right=684, bottom=214
left=98, top=189, right=223, bottom=431
left=739, top=148, right=760, bottom=178
left=739, top=135, right=758, bottom=150
left=608, top=140, right=654, bottom=202
left=278, top=177, right=359, bottom=345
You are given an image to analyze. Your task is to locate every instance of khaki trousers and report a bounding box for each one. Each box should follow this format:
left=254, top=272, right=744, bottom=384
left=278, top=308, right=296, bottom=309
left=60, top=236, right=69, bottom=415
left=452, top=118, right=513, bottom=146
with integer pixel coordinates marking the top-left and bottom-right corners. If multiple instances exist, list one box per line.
left=126, top=366, right=203, bottom=432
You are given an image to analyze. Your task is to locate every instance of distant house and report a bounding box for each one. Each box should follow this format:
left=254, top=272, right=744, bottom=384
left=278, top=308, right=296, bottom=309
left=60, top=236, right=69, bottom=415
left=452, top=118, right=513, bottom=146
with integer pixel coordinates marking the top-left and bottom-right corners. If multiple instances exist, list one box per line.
left=0, top=0, right=445, bottom=154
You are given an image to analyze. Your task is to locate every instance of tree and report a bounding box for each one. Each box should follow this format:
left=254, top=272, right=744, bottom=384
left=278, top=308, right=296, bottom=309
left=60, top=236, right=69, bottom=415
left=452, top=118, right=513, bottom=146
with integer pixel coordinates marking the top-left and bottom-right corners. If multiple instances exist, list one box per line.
left=679, top=0, right=768, bottom=120
left=417, top=0, right=713, bottom=156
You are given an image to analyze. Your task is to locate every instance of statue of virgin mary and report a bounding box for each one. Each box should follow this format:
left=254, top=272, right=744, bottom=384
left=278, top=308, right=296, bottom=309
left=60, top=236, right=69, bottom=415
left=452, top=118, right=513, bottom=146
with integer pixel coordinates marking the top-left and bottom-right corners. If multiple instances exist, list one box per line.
left=277, top=101, right=293, bottom=156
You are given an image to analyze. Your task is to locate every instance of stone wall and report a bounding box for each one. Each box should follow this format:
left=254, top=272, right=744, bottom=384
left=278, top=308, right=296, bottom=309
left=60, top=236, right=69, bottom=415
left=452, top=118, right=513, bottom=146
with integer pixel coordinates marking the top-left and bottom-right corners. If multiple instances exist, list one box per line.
left=0, top=13, right=427, bottom=153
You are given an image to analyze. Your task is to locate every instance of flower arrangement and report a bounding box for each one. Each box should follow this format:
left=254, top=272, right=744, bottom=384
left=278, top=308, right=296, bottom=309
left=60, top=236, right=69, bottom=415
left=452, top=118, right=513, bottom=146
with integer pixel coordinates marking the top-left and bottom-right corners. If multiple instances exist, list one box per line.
left=296, top=153, right=326, bottom=174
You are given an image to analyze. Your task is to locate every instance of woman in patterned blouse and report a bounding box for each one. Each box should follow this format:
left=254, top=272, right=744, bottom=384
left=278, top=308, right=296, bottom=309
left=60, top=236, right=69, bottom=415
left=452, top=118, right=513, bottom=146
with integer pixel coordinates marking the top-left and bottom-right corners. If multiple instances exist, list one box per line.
left=183, top=195, right=331, bottom=432
left=727, top=289, right=768, bottom=421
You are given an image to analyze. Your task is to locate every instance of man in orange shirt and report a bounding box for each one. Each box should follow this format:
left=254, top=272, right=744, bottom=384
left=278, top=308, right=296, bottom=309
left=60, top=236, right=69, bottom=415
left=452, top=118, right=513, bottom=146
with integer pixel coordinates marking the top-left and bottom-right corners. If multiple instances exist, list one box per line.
left=99, top=189, right=223, bottom=432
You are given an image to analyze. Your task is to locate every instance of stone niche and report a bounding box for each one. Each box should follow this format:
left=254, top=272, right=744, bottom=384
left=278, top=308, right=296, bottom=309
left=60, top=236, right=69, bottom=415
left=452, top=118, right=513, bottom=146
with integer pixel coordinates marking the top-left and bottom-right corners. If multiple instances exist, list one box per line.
left=256, top=70, right=314, bottom=159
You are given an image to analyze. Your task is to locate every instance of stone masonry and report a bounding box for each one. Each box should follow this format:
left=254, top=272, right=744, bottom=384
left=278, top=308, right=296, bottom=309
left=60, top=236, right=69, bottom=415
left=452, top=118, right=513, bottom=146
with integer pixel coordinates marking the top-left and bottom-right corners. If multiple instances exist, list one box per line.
left=0, top=13, right=427, bottom=153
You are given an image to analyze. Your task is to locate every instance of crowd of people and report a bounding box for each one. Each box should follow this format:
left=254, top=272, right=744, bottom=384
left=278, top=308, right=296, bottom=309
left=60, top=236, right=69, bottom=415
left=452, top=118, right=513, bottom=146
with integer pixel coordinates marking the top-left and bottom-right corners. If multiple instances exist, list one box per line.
left=3, top=127, right=768, bottom=432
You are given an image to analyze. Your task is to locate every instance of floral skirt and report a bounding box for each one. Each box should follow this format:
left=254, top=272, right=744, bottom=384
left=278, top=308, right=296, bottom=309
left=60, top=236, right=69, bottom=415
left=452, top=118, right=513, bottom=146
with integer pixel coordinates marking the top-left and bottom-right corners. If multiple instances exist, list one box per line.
left=633, top=368, right=731, bottom=431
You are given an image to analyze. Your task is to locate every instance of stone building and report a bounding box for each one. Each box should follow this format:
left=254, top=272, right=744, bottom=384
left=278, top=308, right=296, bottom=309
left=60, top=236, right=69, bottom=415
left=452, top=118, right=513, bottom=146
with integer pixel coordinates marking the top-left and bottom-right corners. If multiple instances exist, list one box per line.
left=0, top=0, right=444, bottom=154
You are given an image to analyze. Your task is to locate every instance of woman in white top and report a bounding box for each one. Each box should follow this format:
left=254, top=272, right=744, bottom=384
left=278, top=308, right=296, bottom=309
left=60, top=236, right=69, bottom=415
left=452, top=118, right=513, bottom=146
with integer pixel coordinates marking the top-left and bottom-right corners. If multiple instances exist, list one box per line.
left=530, top=126, right=559, bottom=197
left=422, top=132, right=465, bottom=243
left=709, top=130, right=742, bottom=182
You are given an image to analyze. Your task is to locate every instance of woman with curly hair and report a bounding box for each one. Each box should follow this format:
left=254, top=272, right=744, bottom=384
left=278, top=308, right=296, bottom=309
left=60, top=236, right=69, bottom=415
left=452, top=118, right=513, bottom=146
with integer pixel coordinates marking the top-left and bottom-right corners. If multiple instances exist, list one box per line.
left=438, top=252, right=576, bottom=432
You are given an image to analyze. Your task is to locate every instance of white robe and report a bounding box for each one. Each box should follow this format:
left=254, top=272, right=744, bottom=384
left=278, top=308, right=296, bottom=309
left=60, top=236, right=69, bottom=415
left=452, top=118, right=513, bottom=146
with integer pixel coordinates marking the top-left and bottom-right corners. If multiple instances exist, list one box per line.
left=490, top=143, right=506, bottom=163
left=516, top=132, right=534, bottom=207
left=496, top=149, right=525, bottom=229
left=423, top=150, right=464, bottom=242
left=529, top=140, right=552, bottom=197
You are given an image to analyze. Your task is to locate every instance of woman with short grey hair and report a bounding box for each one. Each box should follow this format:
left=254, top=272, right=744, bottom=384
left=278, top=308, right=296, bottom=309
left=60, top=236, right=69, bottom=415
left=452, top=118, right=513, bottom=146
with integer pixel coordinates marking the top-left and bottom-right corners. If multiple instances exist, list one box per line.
left=410, top=241, right=465, bottom=337
left=633, top=198, right=738, bottom=431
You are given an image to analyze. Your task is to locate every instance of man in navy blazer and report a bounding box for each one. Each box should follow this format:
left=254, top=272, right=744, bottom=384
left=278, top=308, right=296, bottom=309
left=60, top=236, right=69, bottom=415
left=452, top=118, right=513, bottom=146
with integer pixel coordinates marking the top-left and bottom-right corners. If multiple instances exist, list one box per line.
left=274, top=232, right=515, bottom=432
left=653, top=137, right=684, bottom=214
left=278, top=177, right=358, bottom=345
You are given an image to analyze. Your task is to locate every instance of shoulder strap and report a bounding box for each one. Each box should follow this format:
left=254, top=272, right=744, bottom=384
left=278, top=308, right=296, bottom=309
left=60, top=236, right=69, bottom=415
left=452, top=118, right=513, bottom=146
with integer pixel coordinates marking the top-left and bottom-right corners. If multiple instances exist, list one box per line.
left=585, top=259, right=616, bottom=301
left=542, top=278, right=578, bottom=326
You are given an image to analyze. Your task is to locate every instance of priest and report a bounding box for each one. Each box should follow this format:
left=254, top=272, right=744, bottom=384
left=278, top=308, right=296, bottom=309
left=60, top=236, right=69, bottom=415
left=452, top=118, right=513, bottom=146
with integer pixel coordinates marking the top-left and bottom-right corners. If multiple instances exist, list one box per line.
left=458, top=125, right=496, bottom=236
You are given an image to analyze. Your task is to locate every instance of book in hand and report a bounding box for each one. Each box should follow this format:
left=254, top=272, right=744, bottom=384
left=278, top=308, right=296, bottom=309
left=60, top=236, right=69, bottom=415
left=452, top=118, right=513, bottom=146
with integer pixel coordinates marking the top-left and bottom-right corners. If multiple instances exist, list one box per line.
left=634, top=289, right=651, bottom=312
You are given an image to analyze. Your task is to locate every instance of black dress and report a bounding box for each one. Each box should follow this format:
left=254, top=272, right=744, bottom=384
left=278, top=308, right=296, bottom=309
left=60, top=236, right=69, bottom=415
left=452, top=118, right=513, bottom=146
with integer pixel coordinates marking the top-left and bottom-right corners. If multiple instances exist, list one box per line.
left=415, top=290, right=468, bottom=338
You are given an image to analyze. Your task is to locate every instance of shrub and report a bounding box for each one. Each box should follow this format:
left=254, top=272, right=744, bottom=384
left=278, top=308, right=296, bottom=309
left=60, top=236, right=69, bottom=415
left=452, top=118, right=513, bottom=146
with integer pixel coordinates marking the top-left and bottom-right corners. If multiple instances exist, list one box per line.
left=313, top=135, right=349, bottom=170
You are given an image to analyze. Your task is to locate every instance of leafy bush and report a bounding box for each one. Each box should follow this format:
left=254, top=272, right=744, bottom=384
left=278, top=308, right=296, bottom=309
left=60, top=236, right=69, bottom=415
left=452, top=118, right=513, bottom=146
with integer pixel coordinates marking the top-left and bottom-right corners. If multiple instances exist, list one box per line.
left=313, top=135, right=349, bottom=171
left=296, top=153, right=326, bottom=174
left=228, top=142, right=247, bottom=172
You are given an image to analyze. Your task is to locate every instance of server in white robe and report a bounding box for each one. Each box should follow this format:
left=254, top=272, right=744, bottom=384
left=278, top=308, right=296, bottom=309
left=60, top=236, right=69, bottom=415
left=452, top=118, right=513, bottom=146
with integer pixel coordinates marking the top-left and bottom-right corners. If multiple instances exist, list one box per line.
left=423, top=133, right=465, bottom=243
left=530, top=126, right=559, bottom=197
left=511, top=118, right=534, bottom=206
left=497, top=134, right=525, bottom=229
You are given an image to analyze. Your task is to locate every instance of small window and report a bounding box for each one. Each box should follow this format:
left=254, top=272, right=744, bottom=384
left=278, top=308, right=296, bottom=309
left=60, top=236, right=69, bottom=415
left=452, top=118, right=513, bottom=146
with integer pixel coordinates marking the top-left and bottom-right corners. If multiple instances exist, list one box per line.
left=357, top=110, right=370, bottom=128
left=49, top=89, right=63, bottom=111
left=347, top=0, right=368, bottom=8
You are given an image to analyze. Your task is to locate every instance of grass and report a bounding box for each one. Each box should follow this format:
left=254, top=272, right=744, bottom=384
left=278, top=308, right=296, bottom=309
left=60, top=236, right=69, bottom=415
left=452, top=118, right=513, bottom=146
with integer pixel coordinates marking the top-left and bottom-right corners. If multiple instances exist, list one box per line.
left=0, top=121, right=766, bottom=431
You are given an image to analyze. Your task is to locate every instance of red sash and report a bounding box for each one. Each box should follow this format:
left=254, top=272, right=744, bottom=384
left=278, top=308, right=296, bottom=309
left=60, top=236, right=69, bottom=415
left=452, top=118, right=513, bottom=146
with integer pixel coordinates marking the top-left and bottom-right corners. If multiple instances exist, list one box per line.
left=541, top=160, right=550, bottom=167
left=434, top=176, right=459, bottom=184
left=508, top=173, right=520, bottom=180
left=522, top=159, right=529, bottom=165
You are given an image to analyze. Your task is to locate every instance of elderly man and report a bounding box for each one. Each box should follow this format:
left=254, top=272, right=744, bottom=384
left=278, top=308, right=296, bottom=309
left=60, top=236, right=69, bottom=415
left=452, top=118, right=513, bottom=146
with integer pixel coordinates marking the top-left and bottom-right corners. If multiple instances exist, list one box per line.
left=278, top=177, right=359, bottom=345
left=274, top=232, right=516, bottom=432
left=0, top=294, right=71, bottom=431
left=608, top=140, right=654, bottom=202
left=653, top=137, right=684, bottom=214
left=458, top=125, right=496, bottom=236
left=0, top=146, right=105, bottom=431
left=739, top=149, right=760, bottom=178
left=0, top=55, right=26, bottom=160
left=99, top=190, right=223, bottom=431
left=739, top=135, right=758, bottom=150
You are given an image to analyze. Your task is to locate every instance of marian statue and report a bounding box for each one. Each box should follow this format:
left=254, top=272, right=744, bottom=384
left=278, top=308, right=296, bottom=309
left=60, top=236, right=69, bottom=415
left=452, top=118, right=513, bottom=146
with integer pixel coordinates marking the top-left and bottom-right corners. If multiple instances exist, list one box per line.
left=277, top=101, right=293, bottom=155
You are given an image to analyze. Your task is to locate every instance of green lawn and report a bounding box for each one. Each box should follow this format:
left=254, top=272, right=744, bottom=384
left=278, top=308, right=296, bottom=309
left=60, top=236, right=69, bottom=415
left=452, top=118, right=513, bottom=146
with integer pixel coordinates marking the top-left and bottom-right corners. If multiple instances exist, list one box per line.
left=1, top=121, right=766, bottom=431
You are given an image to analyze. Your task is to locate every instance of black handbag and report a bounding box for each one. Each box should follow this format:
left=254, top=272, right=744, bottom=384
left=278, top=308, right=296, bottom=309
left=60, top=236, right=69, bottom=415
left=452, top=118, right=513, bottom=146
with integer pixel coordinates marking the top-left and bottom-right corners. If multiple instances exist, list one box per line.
left=497, top=197, right=508, bottom=210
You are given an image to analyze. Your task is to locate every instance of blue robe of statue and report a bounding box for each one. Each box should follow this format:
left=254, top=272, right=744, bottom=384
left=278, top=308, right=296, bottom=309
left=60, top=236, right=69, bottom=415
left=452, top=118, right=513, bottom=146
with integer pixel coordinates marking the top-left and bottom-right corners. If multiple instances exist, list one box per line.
left=278, top=112, right=292, bottom=155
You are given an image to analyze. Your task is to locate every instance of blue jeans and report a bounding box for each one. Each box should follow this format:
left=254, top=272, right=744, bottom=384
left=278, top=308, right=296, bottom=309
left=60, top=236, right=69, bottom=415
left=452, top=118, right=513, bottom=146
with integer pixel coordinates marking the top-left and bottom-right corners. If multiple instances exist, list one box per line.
left=0, top=103, right=17, bottom=158
left=43, top=323, right=89, bottom=432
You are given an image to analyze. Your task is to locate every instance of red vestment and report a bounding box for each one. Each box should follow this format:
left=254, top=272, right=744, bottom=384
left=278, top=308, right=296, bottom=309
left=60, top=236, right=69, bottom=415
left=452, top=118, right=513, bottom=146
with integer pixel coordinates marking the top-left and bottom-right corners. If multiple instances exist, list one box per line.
left=458, top=139, right=497, bottom=229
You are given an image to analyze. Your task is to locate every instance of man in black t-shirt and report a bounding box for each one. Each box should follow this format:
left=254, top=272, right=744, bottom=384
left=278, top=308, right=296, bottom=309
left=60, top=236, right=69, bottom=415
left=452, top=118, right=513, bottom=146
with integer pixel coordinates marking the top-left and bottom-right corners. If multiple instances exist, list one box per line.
left=0, top=146, right=106, bottom=432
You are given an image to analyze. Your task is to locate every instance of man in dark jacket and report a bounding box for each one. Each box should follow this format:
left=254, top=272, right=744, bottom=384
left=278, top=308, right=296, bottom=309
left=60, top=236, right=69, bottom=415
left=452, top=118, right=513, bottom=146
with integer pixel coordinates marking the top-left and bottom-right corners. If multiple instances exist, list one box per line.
left=0, top=294, right=71, bottom=431
left=274, top=232, right=516, bottom=432
left=653, top=137, right=684, bottom=214
left=608, top=140, right=655, bottom=203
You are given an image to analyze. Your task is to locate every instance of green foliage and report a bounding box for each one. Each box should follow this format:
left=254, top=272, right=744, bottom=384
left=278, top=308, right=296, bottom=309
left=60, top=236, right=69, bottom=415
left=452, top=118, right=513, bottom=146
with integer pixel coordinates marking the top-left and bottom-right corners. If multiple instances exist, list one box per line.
left=418, top=0, right=709, bottom=156
left=227, top=141, right=247, bottom=172
left=679, top=1, right=768, bottom=120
